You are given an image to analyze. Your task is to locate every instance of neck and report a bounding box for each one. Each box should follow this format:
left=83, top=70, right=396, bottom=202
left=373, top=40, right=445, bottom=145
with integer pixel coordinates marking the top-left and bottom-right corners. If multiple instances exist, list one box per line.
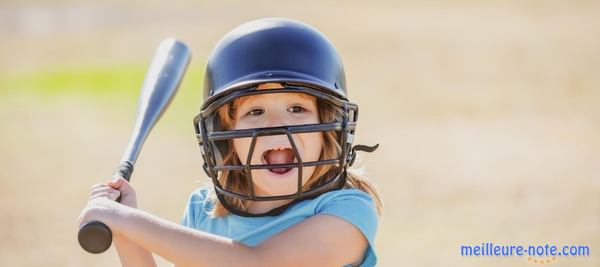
left=246, top=186, right=293, bottom=214
left=247, top=199, right=291, bottom=214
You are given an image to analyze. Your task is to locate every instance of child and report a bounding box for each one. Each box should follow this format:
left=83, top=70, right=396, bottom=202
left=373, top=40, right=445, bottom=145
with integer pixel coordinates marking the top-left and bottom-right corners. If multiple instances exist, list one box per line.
left=78, top=17, right=382, bottom=266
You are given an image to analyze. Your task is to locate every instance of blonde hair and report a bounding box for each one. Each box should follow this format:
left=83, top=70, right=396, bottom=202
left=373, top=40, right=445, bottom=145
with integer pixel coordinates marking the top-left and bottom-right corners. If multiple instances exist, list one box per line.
left=207, top=94, right=382, bottom=217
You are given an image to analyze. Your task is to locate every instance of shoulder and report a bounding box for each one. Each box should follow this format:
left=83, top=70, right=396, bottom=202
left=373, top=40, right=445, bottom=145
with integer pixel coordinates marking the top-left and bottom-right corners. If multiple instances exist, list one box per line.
left=315, top=188, right=377, bottom=207
left=180, top=186, right=215, bottom=227
left=315, top=189, right=379, bottom=266
left=188, top=186, right=212, bottom=203
left=312, top=189, right=379, bottom=241
left=314, top=188, right=378, bottom=216
left=266, top=189, right=379, bottom=266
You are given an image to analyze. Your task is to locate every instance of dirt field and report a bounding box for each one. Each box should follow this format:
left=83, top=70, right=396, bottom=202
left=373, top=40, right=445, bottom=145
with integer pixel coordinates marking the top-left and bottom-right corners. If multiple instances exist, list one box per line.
left=1, top=1, right=599, bottom=266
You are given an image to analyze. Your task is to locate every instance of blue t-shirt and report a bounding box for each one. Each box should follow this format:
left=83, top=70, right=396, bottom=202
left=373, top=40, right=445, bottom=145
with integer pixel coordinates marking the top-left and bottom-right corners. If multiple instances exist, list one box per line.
left=180, top=187, right=379, bottom=266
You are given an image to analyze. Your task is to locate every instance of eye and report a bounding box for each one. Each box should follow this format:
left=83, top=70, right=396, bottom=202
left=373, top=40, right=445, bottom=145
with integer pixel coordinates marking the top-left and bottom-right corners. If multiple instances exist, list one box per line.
left=246, top=108, right=264, bottom=116
left=287, top=105, right=306, bottom=113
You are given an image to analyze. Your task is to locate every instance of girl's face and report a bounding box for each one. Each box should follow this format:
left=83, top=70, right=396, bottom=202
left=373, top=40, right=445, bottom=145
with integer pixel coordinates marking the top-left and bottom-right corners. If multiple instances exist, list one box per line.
left=232, top=83, right=322, bottom=197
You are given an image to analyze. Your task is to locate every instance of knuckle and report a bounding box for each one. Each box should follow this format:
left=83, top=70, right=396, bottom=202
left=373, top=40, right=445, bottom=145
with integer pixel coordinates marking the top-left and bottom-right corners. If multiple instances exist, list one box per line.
left=91, top=183, right=103, bottom=190
left=90, top=192, right=107, bottom=200
left=90, top=187, right=107, bottom=195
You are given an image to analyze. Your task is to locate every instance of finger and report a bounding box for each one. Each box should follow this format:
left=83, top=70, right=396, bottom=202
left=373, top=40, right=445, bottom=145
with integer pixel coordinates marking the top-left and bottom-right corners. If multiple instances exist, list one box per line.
left=89, top=192, right=110, bottom=200
left=107, top=190, right=121, bottom=201
left=91, top=184, right=111, bottom=193
left=108, top=178, right=134, bottom=196
left=106, top=177, right=126, bottom=189
left=90, top=183, right=106, bottom=191
left=89, top=189, right=120, bottom=200
left=90, top=186, right=114, bottom=196
left=90, top=190, right=118, bottom=199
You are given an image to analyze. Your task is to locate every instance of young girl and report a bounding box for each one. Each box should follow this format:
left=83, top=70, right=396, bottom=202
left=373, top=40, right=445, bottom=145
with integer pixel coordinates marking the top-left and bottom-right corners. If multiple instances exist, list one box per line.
left=78, top=17, right=382, bottom=266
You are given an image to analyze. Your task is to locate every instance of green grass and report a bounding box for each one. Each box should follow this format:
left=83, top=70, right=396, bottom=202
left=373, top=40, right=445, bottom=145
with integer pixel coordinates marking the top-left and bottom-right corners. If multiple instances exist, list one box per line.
left=0, top=64, right=203, bottom=102
left=0, top=64, right=205, bottom=131
left=1, top=65, right=143, bottom=96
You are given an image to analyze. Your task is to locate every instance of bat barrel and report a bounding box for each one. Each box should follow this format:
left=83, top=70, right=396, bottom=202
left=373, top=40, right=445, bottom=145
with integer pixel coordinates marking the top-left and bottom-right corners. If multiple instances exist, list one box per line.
left=122, top=38, right=191, bottom=164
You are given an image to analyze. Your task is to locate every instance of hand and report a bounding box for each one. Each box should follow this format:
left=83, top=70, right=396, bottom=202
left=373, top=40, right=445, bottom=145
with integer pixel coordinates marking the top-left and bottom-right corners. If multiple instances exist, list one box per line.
left=77, top=196, right=123, bottom=231
left=105, top=177, right=138, bottom=208
left=77, top=177, right=138, bottom=232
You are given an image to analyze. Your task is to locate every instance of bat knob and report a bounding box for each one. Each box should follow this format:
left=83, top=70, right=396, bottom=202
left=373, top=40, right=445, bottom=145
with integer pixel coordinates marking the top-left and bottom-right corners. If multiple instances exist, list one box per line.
left=78, top=221, right=113, bottom=254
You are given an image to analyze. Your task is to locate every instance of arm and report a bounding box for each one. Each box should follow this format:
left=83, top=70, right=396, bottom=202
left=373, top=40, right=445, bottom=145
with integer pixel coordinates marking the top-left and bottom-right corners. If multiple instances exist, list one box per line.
left=80, top=182, right=370, bottom=266
left=109, top=206, right=367, bottom=267
left=84, top=179, right=157, bottom=267
left=114, top=233, right=157, bottom=267
left=256, top=214, right=368, bottom=267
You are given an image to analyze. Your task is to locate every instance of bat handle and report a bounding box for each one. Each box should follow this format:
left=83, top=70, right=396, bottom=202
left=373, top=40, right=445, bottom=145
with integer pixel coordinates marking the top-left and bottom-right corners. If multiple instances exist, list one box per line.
left=78, top=161, right=134, bottom=254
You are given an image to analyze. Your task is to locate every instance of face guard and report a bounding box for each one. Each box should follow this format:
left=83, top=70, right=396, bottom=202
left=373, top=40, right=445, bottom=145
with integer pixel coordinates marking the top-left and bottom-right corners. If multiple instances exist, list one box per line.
left=193, top=83, right=375, bottom=216
left=195, top=18, right=379, bottom=216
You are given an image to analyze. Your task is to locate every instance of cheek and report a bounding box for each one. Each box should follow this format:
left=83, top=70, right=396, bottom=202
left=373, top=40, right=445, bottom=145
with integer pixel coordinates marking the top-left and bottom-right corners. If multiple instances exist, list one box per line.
left=302, top=132, right=323, bottom=161
left=232, top=137, right=252, bottom=164
left=234, top=119, right=258, bottom=130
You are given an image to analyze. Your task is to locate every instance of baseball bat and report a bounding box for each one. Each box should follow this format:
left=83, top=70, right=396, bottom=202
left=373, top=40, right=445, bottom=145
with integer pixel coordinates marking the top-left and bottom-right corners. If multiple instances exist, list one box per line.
left=78, top=38, right=191, bottom=254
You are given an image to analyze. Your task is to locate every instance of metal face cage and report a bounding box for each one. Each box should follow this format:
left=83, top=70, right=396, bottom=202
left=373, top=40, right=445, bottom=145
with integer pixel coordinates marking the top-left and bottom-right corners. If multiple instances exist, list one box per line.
left=193, top=83, right=359, bottom=212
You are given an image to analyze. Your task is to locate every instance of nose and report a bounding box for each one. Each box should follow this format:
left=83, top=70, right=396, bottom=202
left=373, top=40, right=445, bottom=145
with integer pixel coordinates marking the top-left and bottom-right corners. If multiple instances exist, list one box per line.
left=259, top=111, right=295, bottom=146
left=264, top=111, right=290, bottom=128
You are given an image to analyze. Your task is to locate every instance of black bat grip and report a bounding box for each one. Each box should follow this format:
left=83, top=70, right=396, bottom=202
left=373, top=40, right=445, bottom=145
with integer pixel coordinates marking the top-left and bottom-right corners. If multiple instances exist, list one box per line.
left=78, top=161, right=134, bottom=254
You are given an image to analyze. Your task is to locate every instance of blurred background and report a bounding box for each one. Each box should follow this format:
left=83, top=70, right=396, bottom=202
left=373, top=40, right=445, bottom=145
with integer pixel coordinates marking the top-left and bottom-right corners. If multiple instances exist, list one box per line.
left=1, top=0, right=599, bottom=266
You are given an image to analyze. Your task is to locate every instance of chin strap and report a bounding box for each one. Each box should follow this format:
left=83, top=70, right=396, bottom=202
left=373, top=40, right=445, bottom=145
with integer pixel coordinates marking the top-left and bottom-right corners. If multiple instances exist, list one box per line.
left=348, top=143, right=379, bottom=167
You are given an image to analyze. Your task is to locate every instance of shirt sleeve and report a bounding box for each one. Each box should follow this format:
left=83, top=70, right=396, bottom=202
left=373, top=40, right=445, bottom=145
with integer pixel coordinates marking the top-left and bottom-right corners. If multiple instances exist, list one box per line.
left=180, top=187, right=210, bottom=228
left=317, top=189, right=379, bottom=267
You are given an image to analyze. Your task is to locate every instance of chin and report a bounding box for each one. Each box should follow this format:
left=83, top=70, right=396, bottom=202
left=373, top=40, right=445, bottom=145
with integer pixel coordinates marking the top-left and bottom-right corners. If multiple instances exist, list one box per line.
left=252, top=168, right=311, bottom=197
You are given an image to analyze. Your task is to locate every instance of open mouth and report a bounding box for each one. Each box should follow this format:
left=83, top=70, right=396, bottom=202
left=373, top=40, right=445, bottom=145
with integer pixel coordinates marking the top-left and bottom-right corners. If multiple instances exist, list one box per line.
left=262, top=147, right=296, bottom=175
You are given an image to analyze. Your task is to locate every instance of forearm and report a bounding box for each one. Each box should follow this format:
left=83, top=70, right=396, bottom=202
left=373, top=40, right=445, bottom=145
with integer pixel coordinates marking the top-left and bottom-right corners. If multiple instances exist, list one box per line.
left=113, top=233, right=157, bottom=267
left=114, top=206, right=259, bottom=267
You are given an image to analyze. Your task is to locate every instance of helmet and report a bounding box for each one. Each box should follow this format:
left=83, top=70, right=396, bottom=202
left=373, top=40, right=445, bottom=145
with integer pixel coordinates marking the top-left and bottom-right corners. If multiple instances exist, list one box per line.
left=193, top=18, right=376, bottom=217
